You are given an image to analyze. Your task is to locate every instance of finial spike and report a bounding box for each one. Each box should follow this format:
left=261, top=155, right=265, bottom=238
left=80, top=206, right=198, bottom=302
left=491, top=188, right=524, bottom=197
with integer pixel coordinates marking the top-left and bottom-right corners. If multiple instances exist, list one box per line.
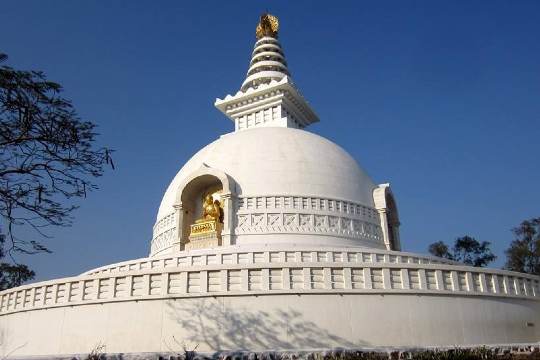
left=256, top=13, right=279, bottom=39
left=240, top=13, right=290, bottom=91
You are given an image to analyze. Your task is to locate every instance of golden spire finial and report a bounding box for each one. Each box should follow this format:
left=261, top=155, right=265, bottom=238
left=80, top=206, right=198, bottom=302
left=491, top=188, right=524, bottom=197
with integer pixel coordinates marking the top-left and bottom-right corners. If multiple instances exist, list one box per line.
left=256, top=13, right=279, bottom=39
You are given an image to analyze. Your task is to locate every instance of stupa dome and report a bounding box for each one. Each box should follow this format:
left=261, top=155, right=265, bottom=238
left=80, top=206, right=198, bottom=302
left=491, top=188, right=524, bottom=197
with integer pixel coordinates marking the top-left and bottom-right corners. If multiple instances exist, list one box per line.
left=152, top=127, right=386, bottom=256
left=158, top=127, right=376, bottom=219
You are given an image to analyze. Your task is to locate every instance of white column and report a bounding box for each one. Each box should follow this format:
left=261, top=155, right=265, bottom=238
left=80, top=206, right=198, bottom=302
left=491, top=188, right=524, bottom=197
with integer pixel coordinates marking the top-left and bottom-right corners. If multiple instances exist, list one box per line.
left=200, top=271, right=208, bottom=294
left=303, top=268, right=311, bottom=290
left=161, top=273, right=170, bottom=296
left=377, top=209, right=391, bottom=250
left=344, top=268, right=352, bottom=290
left=324, top=268, right=332, bottom=289
left=435, top=270, right=444, bottom=291
left=262, top=268, right=270, bottom=291
left=364, top=268, right=372, bottom=289
left=220, top=192, right=234, bottom=246
left=173, top=203, right=184, bottom=251
left=401, top=269, right=410, bottom=289
left=382, top=268, right=391, bottom=290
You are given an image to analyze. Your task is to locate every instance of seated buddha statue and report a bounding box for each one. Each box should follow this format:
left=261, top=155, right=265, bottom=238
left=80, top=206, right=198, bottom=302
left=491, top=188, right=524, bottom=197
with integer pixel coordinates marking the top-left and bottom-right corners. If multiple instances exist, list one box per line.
left=196, top=194, right=222, bottom=223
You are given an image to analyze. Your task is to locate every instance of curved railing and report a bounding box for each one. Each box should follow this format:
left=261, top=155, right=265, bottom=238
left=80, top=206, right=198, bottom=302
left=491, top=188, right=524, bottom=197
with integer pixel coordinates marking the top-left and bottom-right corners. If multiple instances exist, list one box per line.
left=83, top=246, right=457, bottom=276
left=1, top=247, right=538, bottom=316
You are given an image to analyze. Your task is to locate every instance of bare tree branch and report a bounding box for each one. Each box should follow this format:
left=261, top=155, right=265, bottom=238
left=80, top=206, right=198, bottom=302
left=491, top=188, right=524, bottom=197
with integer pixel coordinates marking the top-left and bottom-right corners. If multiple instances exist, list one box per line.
left=0, top=59, right=113, bottom=289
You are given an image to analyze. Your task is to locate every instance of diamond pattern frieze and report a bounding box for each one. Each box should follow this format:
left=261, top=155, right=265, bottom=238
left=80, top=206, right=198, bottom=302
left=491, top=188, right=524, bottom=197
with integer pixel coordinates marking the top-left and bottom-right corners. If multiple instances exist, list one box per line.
left=283, top=213, right=297, bottom=226
left=252, top=213, right=265, bottom=227
left=328, top=216, right=339, bottom=231
left=238, top=215, right=249, bottom=228
left=341, top=218, right=352, bottom=232
left=314, top=215, right=326, bottom=228
left=299, top=214, right=312, bottom=227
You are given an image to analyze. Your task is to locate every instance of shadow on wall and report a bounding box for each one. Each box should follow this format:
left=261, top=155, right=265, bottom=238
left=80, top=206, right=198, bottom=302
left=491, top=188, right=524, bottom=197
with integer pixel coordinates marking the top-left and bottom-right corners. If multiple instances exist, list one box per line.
left=164, top=297, right=369, bottom=351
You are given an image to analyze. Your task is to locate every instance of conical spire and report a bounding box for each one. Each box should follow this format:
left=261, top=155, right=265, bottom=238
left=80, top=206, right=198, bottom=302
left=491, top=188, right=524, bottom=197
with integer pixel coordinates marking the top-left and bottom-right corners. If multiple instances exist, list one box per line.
left=241, top=14, right=291, bottom=91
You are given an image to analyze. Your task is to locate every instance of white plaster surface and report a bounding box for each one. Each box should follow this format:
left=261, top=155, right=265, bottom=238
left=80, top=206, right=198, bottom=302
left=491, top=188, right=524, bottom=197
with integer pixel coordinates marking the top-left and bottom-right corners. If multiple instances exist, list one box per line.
left=1, top=244, right=539, bottom=357
left=157, top=127, right=377, bottom=220
left=1, top=293, right=539, bottom=356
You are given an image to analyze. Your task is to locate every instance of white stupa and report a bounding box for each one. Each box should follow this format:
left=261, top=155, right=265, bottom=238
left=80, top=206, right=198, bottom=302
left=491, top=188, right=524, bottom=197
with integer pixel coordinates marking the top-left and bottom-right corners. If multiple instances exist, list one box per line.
left=1, top=14, right=538, bottom=358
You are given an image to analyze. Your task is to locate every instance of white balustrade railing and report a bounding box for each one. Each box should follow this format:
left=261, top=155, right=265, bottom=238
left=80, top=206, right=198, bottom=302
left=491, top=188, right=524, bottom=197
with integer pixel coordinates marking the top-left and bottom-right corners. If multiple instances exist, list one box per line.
left=1, top=258, right=538, bottom=316
left=82, top=248, right=458, bottom=276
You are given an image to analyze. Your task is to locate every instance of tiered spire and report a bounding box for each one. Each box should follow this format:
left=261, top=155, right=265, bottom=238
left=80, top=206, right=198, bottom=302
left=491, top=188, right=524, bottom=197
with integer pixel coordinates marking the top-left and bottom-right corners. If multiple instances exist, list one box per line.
left=241, top=14, right=291, bottom=91
left=215, top=13, right=318, bottom=131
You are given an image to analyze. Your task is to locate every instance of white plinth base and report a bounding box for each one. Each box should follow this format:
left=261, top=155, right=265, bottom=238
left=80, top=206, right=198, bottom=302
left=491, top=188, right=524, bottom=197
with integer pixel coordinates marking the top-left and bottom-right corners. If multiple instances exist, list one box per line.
left=184, top=235, right=221, bottom=250
left=185, top=221, right=222, bottom=250
left=1, top=245, right=539, bottom=357
left=1, top=293, right=539, bottom=357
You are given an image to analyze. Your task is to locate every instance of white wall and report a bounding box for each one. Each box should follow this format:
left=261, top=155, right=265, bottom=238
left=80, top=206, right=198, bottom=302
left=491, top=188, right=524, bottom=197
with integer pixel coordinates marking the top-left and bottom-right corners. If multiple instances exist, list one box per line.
left=2, top=246, right=539, bottom=357
left=1, top=293, right=539, bottom=356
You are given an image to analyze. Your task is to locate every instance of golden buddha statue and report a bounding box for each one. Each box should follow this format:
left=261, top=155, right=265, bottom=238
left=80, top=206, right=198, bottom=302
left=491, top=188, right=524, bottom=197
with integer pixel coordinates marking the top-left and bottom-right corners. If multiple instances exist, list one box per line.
left=188, top=193, right=224, bottom=248
left=196, top=194, right=223, bottom=223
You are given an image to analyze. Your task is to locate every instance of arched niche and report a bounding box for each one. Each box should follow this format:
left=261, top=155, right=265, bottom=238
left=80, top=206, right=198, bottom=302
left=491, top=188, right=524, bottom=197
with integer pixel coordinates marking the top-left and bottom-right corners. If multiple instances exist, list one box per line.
left=174, top=165, right=236, bottom=249
left=373, top=184, right=401, bottom=251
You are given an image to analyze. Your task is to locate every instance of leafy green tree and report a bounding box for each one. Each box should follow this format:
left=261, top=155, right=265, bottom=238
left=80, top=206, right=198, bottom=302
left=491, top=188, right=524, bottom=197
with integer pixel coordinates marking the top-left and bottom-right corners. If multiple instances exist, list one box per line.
left=504, top=217, right=540, bottom=275
left=0, top=53, right=113, bottom=290
left=428, top=236, right=496, bottom=267
left=428, top=241, right=452, bottom=260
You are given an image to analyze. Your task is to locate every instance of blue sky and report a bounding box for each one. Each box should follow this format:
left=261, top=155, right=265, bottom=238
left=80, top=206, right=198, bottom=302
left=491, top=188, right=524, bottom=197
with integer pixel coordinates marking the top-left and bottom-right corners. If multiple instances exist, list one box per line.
left=2, top=1, right=539, bottom=281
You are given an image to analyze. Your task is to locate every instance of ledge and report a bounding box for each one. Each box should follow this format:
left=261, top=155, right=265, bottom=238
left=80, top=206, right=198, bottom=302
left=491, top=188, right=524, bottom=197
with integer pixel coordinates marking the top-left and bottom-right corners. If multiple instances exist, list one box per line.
left=1, top=250, right=538, bottom=316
